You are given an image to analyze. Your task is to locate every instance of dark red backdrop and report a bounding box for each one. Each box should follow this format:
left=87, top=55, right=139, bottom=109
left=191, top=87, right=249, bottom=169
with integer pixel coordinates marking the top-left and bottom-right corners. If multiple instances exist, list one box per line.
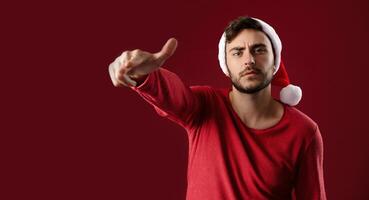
left=2, top=0, right=369, bottom=199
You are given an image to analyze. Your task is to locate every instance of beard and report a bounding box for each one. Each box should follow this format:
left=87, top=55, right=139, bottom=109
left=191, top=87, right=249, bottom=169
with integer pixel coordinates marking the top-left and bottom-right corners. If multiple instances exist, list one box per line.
left=229, top=68, right=273, bottom=94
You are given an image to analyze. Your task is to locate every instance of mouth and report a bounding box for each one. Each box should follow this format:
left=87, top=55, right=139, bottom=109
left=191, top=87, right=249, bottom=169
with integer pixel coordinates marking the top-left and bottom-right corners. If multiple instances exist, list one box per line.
left=241, top=71, right=258, bottom=77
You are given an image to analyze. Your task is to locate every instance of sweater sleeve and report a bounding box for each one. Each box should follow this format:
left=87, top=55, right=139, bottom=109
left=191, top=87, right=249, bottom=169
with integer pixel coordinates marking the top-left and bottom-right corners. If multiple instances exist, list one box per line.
left=293, top=126, right=327, bottom=200
left=130, top=67, right=203, bottom=128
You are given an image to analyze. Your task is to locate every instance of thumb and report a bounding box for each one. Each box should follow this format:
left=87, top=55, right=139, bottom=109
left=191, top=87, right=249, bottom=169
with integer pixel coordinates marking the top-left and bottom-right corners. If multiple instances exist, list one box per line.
left=154, top=38, right=178, bottom=63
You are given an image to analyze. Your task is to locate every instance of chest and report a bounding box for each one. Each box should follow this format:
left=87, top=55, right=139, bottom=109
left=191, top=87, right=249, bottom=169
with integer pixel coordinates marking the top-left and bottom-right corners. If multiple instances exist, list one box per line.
left=187, top=118, right=299, bottom=195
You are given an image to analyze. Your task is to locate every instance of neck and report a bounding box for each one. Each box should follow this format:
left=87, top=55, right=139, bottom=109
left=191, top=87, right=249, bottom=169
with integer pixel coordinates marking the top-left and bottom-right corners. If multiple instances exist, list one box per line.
left=229, top=85, right=283, bottom=129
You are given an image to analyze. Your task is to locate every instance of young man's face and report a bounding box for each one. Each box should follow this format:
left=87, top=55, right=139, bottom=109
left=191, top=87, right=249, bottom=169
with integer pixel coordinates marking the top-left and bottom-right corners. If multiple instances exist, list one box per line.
left=226, top=29, right=275, bottom=94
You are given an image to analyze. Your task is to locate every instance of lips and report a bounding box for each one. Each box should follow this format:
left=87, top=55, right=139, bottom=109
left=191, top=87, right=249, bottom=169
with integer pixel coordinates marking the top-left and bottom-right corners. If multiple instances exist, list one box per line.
left=241, top=71, right=258, bottom=77
left=245, top=71, right=257, bottom=75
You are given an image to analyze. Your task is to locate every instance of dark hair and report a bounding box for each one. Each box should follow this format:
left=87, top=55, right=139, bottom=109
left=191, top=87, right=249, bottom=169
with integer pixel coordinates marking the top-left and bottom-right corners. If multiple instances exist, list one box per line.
left=224, top=16, right=275, bottom=57
left=224, top=16, right=264, bottom=43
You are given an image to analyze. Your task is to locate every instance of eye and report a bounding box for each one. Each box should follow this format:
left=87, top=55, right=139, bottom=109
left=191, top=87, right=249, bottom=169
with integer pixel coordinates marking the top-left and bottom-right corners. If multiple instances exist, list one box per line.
left=254, top=47, right=267, bottom=54
left=232, top=51, right=242, bottom=57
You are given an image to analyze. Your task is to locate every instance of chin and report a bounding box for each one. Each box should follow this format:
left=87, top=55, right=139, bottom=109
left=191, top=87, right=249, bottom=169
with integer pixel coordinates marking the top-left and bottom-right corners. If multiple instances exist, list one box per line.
left=240, top=80, right=261, bottom=88
left=233, top=78, right=270, bottom=94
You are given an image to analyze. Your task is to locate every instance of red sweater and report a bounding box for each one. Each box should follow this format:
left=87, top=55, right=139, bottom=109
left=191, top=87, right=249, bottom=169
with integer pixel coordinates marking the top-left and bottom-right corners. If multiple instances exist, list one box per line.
left=131, top=68, right=326, bottom=200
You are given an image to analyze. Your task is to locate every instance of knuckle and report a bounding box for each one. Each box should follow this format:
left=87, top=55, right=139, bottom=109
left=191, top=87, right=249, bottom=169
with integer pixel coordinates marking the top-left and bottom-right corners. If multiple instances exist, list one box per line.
left=117, top=52, right=126, bottom=62
left=117, top=71, right=128, bottom=82
left=118, top=66, right=127, bottom=75
left=117, top=73, right=123, bottom=80
left=132, top=49, right=142, bottom=55
left=120, top=51, right=131, bottom=61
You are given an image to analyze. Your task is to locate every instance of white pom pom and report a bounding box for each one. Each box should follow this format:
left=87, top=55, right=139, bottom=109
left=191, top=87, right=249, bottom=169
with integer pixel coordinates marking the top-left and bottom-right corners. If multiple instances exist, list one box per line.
left=280, top=84, right=302, bottom=106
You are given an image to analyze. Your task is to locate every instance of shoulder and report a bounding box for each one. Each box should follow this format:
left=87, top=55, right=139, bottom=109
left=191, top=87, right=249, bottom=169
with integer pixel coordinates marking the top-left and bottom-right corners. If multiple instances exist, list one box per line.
left=284, top=105, right=320, bottom=140
left=188, top=86, right=230, bottom=113
left=189, top=85, right=214, bottom=92
left=286, top=106, right=318, bottom=129
left=189, top=86, right=229, bottom=99
left=283, top=106, right=325, bottom=154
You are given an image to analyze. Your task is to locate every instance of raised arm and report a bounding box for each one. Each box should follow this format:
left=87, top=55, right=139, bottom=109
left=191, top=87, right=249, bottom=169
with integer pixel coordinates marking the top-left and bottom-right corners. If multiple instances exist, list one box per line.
left=108, top=38, right=204, bottom=128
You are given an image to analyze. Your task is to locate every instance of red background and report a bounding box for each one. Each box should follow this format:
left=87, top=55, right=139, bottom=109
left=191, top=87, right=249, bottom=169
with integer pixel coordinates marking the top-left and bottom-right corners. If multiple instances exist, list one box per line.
left=2, top=0, right=369, bottom=199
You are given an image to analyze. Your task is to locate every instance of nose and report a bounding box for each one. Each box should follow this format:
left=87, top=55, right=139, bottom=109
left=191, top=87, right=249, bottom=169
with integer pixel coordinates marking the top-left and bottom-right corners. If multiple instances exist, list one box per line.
left=243, top=51, right=255, bottom=67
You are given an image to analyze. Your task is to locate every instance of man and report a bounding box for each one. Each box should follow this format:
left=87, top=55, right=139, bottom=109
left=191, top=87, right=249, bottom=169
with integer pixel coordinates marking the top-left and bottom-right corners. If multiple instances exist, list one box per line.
left=108, top=16, right=326, bottom=200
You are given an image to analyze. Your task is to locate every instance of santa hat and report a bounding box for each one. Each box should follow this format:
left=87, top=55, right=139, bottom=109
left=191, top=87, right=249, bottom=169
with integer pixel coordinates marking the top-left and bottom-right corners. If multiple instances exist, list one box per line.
left=218, top=17, right=302, bottom=106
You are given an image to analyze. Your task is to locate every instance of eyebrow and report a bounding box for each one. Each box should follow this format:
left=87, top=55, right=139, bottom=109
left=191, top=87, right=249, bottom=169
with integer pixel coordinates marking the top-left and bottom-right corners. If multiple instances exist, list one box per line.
left=228, top=43, right=267, bottom=52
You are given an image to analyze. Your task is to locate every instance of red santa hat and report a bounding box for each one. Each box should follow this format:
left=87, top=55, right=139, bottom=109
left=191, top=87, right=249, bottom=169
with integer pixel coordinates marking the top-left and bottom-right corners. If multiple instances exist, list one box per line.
left=218, top=17, right=302, bottom=106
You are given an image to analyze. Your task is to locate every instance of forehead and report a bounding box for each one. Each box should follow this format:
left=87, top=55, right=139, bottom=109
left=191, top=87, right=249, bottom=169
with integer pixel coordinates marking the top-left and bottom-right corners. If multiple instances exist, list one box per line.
left=226, top=29, right=272, bottom=50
